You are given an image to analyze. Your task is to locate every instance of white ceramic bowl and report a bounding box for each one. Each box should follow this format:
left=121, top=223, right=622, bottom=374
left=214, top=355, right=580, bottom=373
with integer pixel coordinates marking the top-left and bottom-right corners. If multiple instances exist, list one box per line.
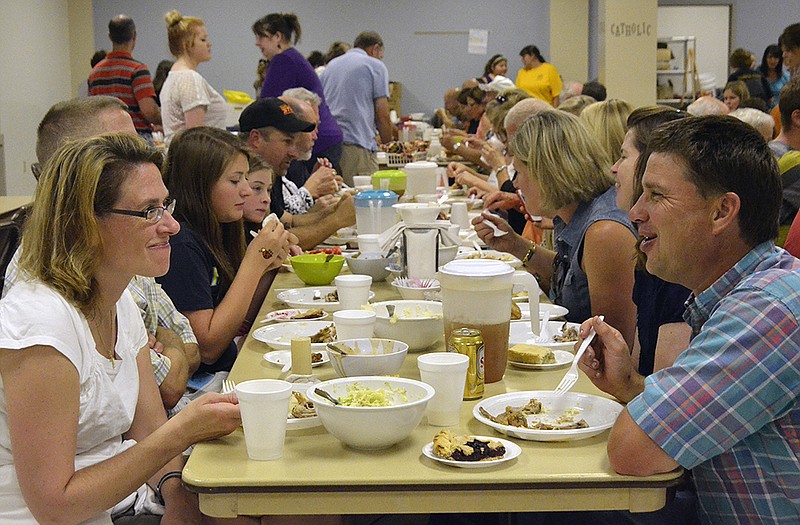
left=438, top=244, right=459, bottom=266
left=391, top=279, right=441, bottom=300
left=371, top=300, right=444, bottom=351
left=344, top=253, right=390, bottom=281
left=393, top=202, right=443, bottom=224
left=328, top=338, right=408, bottom=377
left=306, top=377, right=435, bottom=449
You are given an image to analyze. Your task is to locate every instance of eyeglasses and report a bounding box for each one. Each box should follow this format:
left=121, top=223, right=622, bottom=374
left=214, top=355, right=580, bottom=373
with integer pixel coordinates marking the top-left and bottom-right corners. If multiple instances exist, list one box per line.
left=107, top=198, right=176, bottom=224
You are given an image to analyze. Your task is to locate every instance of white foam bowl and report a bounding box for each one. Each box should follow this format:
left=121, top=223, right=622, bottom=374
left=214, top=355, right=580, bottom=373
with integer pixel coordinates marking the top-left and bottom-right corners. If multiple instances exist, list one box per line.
left=307, top=376, right=435, bottom=449
left=371, top=300, right=444, bottom=351
left=328, top=338, right=408, bottom=377
left=393, top=202, right=443, bottom=224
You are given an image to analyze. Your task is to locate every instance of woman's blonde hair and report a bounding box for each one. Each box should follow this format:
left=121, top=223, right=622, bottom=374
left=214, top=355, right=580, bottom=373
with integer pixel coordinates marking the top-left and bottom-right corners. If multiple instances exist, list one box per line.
left=164, top=127, right=250, bottom=288
left=509, top=110, right=612, bottom=213
left=20, top=133, right=161, bottom=313
left=580, top=99, right=634, bottom=162
left=164, top=9, right=205, bottom=57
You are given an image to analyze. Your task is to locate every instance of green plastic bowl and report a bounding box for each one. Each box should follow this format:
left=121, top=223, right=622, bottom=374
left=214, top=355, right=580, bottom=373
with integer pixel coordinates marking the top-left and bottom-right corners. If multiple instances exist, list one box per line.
left=290, top=254, right=345, bottom=285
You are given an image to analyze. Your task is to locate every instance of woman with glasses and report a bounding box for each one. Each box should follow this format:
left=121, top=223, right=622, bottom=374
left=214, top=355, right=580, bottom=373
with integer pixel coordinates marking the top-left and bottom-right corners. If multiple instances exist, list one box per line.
left=475, top=110, right=638, bottom=348
left=0, top=133, right=247, bottom=523
left=157, top=127, right=298, bottom=375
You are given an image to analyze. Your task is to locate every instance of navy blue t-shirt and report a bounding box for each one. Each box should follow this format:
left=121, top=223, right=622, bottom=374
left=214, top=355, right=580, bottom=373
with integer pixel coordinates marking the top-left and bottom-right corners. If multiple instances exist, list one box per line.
left=156, top=224, right=237, bottom=374
left=632, top=271, right=690, bottom=376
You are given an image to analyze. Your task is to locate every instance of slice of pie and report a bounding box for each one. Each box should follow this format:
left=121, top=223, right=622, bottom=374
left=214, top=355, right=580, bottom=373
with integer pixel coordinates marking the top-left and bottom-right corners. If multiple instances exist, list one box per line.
left=432, top=430, right=506, bottom=462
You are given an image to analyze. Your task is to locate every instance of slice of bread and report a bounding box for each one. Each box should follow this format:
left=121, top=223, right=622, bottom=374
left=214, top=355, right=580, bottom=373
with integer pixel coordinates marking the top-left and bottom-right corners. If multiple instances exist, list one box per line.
left=508, top=343, right=556, bottom=364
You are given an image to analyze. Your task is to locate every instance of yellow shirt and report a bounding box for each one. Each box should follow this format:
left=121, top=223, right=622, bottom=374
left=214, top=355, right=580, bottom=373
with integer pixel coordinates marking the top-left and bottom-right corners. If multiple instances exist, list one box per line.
left=515, top=62, right=562, bottom=105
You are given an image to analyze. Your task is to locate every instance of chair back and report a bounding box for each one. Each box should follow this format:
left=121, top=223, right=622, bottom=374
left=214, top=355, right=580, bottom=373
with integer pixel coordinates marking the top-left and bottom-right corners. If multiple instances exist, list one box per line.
left=0, top=206, right=29, bottom=292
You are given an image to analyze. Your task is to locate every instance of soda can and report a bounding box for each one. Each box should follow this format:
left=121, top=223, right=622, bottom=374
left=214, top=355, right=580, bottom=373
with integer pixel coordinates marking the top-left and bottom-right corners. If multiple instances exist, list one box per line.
left=448, top=327, right=484, bottom=399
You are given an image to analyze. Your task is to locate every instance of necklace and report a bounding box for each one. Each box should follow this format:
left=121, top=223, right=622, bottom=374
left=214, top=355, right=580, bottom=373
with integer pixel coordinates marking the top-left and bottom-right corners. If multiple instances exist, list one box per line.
left=90, top=310, right=117, bottom=368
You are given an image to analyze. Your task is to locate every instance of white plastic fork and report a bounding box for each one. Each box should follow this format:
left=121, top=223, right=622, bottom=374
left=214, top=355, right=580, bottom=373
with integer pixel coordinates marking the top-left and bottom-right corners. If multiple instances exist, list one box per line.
left=221, top=379, right=236, bottom=394
left=553, top=316, right=603, bottom=396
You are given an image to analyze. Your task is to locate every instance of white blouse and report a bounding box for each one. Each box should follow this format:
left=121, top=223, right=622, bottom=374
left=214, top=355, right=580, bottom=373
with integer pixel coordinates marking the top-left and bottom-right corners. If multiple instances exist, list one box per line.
left=0, top=280, right=148, bottom=524
left=160, top=69, right=228, bottom=144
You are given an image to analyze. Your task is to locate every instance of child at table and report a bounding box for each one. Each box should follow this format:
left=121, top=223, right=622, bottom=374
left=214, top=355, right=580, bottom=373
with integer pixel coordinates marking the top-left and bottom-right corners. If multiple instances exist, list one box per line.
left=243, top=153, right=274, bottom=244
left=157, top=127, right=299, bottom=374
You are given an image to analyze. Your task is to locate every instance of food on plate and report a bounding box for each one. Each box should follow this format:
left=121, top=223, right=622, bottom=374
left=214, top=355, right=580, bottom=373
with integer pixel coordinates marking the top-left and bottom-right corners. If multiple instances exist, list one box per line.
left=432, top=430, right=506, bottom=462
left=289, top=391, right=316, bottom=419
left=510, top=301, right=522, bottom=320
left=311, top=352, right=323, bottom=364
left=309, top=324, right=336, bottom=343
left=324, top=290, right=339, bottom=302
left=460, top=251, right=518, bottom=263
left=508, top=344, right=556, bottom=365
left=384, top=303, right=442, bottom=324
left=291, top=308, right=325, bottom=320
left=337, top=382, right=408, bottom=407
left=479, top=398, right=589, bottom=430
left=379, top=140, right=429, bottom=155
left=306, top=247, right=343, bottom=256
left=553, top=323, right=579, bottom=343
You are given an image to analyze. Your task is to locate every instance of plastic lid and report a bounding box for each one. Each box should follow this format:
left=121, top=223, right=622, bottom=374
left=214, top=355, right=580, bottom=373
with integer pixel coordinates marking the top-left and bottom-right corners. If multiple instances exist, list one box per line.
left=439, top=259, right=514, bottom=277
left=353, top=189, right=398, bottom=204
left=403, top=161, right=437, bottom=170
left=372, top=169, right=406, bottom=179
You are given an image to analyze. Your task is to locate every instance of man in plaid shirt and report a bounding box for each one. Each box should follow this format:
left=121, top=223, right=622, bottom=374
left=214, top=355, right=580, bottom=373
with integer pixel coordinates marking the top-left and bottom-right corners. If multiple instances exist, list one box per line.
left=577, top=116, right=799, bottom=524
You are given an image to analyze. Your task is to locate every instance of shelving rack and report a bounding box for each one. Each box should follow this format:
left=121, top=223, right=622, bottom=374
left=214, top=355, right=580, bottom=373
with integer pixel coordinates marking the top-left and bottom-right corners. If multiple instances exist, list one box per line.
left=656, top=36, right=698, bottom=107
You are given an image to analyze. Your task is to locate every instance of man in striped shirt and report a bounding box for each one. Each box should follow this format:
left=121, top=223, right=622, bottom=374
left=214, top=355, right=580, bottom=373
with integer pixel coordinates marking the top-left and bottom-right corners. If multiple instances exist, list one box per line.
left=89, top=15, right=161, bottom=139
left=577, top=116, right=800, bottom=524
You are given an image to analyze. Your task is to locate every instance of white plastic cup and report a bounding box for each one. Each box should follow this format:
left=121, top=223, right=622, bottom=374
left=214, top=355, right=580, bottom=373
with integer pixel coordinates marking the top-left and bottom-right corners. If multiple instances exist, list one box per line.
left=234, top=379, right=292, bottom=461
left=417, top=353, right=470, bottom=426
left=450, top=202, right=469, bottom=229
left=357, top=234, right=381, bottom=254
left=335, top=274, right=373, bottom=309
left=333, top=309, right=376, bottom=340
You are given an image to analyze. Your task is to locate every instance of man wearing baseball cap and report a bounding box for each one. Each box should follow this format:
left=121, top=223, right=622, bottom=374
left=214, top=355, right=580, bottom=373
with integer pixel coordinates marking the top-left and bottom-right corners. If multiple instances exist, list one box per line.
left=240, top=97, right=355, bottom=250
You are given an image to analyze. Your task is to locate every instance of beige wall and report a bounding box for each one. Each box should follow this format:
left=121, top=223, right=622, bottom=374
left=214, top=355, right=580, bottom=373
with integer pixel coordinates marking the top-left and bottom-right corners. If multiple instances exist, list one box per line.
left=69, top=0, right=96, bottom=98
left=550, top=0, right=589, bottom=84
left=598, top=0, right=658, bottom=107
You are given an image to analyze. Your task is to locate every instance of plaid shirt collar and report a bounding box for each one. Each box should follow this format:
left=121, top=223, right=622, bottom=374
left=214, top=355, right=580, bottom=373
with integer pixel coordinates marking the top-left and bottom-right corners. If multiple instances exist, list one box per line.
left=683, top=241, right=777, bottom=337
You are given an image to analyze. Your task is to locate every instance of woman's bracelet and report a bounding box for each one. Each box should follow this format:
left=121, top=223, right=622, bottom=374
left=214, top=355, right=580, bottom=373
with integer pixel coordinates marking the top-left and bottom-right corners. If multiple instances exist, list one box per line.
left=521, top=241, right=538, bottom=265
left=155, top=471, right=183, bottom=506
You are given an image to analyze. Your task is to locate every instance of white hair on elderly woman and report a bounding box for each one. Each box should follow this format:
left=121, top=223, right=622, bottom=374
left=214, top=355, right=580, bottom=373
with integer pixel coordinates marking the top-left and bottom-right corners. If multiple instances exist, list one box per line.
left=730, top=107, right=775, bottom=140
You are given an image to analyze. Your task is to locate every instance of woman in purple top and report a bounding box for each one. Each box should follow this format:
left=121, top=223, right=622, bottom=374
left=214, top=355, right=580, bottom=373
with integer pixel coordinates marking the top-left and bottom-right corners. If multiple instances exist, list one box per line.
left=253, top=13, right=343, bottom=170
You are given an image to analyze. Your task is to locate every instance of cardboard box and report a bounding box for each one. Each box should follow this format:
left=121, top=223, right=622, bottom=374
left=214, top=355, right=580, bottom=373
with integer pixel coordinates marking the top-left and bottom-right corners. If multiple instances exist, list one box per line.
left=388, top=81, right=402, bottom=114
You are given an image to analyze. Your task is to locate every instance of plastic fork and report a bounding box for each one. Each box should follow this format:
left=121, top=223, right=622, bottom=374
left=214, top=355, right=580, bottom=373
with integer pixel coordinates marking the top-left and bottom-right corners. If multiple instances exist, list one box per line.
left=553, top=316, right=603, bottom=396
left=222, top=379, right=236, bottom=394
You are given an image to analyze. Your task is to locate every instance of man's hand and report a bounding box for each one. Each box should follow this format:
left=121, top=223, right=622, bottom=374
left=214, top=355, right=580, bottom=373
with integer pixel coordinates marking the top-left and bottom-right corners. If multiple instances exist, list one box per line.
left=303, top=166, right=339, bottom=199
left=577, top=316, right=645, bottom=403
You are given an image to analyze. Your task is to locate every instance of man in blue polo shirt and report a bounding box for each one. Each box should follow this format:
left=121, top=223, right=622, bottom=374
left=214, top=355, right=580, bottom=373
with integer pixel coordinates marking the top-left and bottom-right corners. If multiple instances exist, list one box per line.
left=321, top=31, right=394, bottom=186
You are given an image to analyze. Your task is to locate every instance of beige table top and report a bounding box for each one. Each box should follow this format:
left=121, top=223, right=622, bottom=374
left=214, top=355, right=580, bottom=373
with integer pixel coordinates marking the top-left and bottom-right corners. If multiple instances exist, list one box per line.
left=0, top=196, right=32, bottom=216
left=183, top=270, right=684, bottom=518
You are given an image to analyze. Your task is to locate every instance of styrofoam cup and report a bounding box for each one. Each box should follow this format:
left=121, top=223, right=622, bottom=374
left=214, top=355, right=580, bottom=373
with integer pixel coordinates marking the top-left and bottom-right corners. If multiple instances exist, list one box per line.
left=234, top=379, right=292, bottom=460
left=417, top=353, right=469, bottom=426
left=333, top=309, right=376, bottom=340
left=335, top=274, right=373, bottom=309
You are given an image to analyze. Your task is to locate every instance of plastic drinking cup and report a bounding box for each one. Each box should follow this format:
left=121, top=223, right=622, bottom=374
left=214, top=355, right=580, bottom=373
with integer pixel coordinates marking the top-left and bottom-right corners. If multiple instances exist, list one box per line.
left=417, top=353, right=469, bottom=426
left=234, top=379, right=292, bottom=461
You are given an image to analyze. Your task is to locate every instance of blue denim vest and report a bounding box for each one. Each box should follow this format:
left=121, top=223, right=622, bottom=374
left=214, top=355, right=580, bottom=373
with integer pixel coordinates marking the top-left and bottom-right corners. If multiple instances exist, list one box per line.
left=550, top=186, right=636, bottom=324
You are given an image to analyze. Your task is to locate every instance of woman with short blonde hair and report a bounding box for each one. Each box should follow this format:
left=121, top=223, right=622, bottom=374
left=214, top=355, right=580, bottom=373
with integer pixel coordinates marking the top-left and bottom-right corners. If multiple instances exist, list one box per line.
left=475, top=110, right=638, bottom=348
left=580, top=98, right=635, bottom=163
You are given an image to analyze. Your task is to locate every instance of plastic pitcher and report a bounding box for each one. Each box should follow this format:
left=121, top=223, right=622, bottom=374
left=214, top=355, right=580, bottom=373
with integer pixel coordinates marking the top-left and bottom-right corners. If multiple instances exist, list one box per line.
left=403, top=161, right=438, bottom=198
left=354, top=190, right=398, bottom=235
left=439, top=259, right=540, bottom=383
